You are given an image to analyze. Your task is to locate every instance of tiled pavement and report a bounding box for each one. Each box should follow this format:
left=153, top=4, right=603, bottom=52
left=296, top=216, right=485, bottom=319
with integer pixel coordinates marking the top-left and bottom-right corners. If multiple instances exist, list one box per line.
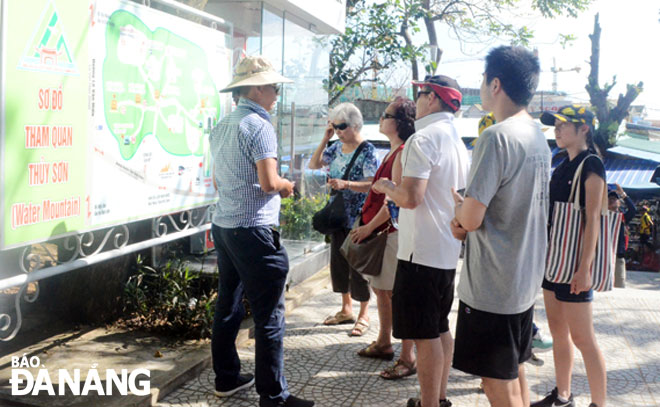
left=159, top=267, right=660, bottom=407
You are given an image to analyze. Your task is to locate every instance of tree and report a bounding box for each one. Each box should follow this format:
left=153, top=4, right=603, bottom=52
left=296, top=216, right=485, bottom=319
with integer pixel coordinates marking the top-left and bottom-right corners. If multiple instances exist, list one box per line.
left=328, top=0, right=593, bottom=104
left=408, top=0, right=591, bottom=81
left=325, top=1, right=422, bottom=105
left=586, top=13, right=643, bottom=153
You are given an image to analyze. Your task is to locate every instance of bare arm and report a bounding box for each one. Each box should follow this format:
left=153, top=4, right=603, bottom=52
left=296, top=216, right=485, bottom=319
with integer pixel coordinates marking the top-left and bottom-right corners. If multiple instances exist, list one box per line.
left=454, top=196, right=487, bottom=232
left=213, top=164, right=217, bottom=191
left=256, top=158, right=294, bottom=197
left=349, top=203, right=390, bottom=243
left=391, top=150, right=403, bottom=185
left=328, top=178, right=373, bottom=193
left=572, top=173, right=605, bottom=294
left=308, top=124, right=333, bottom=169
left=350, top=151, right=403, bottom=243
left=372, top=176, right=427, bottom=209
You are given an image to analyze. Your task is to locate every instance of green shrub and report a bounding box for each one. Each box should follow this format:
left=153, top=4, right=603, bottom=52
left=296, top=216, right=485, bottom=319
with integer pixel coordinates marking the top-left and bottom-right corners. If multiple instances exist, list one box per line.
left=279, top=193, right=328, bottom=241
left=123, top=255, right=217, bottom=339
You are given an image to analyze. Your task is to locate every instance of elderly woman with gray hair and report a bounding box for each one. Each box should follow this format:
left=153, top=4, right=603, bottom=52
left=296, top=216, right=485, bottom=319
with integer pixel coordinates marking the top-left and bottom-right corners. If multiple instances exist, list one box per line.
left=309, top=102, right=378, bottom=336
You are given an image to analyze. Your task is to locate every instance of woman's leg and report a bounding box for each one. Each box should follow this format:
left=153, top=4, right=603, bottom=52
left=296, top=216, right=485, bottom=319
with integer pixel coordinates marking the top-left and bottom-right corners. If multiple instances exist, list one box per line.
left=349, top=265, right=371, bottom=323
left=374, top=288, right=393, bottom=349
left=543, top=289, right=574, bottom=400
left=329, top=230, right=353, bottom=316
left=565, top=301, right=607, bottom=407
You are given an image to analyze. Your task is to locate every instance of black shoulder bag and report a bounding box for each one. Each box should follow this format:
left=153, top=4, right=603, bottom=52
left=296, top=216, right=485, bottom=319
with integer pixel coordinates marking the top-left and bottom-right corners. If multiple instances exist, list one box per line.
left=312, top=142, right=367, bottom=235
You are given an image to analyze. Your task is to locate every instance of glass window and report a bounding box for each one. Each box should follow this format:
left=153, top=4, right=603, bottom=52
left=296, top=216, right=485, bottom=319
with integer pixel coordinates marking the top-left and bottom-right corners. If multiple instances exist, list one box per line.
left=205, top=2, right=262, bottom=64
left=262, top=7, right=284, bottom=73
left=277, top=14, right=330, bottom=242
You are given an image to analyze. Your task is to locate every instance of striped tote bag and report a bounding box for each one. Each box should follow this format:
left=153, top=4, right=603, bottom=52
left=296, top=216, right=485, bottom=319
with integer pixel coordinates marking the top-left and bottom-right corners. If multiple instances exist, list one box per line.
left=545, top=155, right=623, bottom=292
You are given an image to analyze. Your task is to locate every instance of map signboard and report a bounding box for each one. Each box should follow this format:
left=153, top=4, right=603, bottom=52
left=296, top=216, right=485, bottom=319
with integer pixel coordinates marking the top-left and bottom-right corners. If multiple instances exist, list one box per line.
left=0, top=0, right=231, bottom=249
left=88, top=0, right=231, bottom=229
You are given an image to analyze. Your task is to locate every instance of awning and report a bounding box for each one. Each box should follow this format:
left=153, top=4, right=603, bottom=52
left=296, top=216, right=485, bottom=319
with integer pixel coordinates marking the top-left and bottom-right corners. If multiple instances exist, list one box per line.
left=604, top=157, right=658, bottom=188
left=608, top=146, right=660, bottom=162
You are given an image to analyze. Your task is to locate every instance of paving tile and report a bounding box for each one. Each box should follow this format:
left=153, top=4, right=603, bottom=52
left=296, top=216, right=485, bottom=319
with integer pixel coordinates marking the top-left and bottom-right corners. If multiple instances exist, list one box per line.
left=158, top=270, right=660, bottom=407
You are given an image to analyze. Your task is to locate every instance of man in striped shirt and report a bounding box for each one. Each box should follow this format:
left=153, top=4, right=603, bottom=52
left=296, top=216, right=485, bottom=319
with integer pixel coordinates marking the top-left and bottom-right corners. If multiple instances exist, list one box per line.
left=209, top=56, right=314, bottom=407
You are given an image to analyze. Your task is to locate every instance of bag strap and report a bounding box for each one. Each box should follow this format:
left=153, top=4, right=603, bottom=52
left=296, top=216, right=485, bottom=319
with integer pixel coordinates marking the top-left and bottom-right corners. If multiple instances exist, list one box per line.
left=570, top=154, right=608, bottom=215
left=341, top=141, right=367, bottom=181
left=329, top=141, right=367, bottom=197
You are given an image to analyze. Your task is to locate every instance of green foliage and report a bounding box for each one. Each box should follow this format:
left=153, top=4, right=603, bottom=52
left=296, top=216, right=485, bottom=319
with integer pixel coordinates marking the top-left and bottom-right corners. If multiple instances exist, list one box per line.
left=279, top=193, right=328, bottom=241
left=328, top=0, right=594, bottom=104
left=123, top=255, right=217, bottom=339
left=325, top=0, right=418, bottom=105
left=532, top=0, right=591, bottom=18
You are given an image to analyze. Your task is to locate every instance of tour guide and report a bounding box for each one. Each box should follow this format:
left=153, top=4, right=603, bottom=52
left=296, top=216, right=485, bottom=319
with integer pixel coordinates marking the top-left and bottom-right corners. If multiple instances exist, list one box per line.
left=209, top=56, right=314, bottom=407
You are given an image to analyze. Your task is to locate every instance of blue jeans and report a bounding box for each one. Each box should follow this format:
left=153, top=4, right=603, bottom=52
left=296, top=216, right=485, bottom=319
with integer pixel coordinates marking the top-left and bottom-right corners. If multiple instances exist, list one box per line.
left=211, top=224, right=290, bottom=402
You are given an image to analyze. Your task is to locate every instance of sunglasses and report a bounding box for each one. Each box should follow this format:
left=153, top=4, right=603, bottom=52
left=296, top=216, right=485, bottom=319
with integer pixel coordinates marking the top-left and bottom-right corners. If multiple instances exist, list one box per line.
left=269, top=84, right=281, bottom=95
left=381, top=112, right=396, bottom=120
left=417, top=90, right=433, bottom=99
left=332, top=123, right=349, bottom=131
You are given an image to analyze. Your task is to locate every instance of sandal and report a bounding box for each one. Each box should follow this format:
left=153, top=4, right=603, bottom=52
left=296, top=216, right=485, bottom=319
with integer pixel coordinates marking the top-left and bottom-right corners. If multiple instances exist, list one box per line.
left=357, top=341, right=394, bottom=360
left=380, top=358, right=417, bottom=380
left=323, top=311, right=355, bottom=326
left=349, top=318, right=369, bottom=336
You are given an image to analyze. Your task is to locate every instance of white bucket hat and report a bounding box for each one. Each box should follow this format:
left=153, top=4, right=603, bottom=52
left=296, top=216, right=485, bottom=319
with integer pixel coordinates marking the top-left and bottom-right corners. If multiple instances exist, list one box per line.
left=220, top=55, right=293, bottom=93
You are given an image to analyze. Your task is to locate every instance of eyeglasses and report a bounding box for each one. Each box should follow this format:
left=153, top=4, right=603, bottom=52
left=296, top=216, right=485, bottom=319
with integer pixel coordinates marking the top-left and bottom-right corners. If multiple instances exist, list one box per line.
left=332, top=123, right=349, bottom=131
left=269, top=84, right=281, bottom=95
left=381, top=112, right=396, bottom=120
left=417, top=90, right=433, bottom=99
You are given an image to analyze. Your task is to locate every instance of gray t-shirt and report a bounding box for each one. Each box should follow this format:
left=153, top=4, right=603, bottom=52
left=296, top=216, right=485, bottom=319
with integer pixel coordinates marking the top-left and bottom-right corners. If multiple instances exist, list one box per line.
left=457, top=116, right=551, bottom=314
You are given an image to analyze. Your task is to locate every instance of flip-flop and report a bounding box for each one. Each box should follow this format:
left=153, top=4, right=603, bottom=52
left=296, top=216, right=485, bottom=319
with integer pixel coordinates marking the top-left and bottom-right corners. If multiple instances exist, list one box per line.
left=380, top=359, right=417, bottom=380
left=357, top=341, right=395, bottom=360
left=349, top=318, right=369, bottom=336
left=323, top=311, right=355, bottom=326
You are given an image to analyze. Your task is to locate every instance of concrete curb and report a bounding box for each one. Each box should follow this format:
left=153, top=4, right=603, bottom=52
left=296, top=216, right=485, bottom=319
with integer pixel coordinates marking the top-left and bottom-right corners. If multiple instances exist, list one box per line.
left=0, top=267, right=330, bottom=407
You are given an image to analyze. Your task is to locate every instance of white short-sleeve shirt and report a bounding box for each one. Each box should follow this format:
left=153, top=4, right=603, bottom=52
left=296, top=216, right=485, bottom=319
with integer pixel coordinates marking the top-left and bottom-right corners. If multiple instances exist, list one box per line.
left=397, top=112, right=470, bottom=269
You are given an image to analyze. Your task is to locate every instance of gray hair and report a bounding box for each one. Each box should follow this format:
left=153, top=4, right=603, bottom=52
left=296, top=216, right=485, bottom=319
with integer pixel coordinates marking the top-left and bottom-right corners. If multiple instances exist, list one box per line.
left=329, top=103, right=363, bottom=131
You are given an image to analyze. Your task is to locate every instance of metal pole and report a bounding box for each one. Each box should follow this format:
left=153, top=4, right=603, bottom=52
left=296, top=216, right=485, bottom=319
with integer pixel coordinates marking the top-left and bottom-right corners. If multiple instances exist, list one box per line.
left=290, top=102, right=296, bottom=178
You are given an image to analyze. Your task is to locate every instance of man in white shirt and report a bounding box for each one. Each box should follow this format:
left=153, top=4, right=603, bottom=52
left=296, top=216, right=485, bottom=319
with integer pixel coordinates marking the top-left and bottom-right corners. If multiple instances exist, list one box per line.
left=373, top=75, right=469, bottom=407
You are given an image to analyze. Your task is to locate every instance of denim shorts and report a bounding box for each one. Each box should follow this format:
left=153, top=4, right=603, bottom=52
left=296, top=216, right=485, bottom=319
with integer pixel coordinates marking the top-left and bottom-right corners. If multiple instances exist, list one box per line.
left=542, top=278, right=593, bottom=303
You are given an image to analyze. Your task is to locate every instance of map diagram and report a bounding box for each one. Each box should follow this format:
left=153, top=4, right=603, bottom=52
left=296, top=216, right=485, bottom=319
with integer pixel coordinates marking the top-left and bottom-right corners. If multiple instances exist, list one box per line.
left=102, top=10, right=220, bottom=162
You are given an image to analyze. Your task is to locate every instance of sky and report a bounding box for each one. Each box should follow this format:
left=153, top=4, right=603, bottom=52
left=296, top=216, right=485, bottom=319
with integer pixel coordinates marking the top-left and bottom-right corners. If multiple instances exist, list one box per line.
left=430, top=0, right=660, bottom=116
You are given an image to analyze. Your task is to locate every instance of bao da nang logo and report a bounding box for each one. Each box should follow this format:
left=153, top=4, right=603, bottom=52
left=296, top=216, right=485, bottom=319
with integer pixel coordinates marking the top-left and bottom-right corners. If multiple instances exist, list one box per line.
left=10, top=355, right=151, bottom=396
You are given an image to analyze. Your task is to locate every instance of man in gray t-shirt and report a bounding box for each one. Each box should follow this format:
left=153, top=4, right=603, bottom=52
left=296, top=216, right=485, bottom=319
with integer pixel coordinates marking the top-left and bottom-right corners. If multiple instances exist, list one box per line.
left=459, top=118, right=550, bottom=314
left=451, top=46, right=550, bottom=407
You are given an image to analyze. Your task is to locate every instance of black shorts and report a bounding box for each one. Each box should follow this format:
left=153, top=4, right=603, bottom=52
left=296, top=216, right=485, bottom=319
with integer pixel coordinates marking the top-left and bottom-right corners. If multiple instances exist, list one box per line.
left=392, top=259, right=455, bottom=340
left=542, top=278, right=593, bottom=303
left=452, top=301, right=533, bottom=380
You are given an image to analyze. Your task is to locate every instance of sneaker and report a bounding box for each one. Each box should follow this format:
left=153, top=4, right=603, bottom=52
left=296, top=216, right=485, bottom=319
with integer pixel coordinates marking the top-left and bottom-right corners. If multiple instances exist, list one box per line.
left=527, top=352, right=545, bottom=366
left=259, top=394, right=315, bottom=407
left=531, top=387, right=574, bottom=407
left=214, top=373, right=255, bottom=397
left=406, top=397, right=452, bottom=407
left=532, top=330, right=553, bottom=352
